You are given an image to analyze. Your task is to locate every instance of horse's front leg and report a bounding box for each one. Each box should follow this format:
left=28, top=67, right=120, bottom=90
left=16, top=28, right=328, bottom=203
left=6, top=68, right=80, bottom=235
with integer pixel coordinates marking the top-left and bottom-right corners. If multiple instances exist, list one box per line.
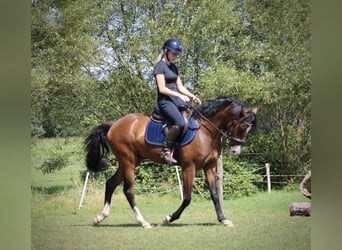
left=204, top=166, right=234, bottom=227
left=163, top=166, right=195, bottom=224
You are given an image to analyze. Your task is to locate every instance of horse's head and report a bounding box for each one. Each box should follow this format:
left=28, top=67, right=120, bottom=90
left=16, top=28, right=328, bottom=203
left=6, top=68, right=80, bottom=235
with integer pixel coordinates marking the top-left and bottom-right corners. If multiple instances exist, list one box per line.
left=193, top=97, right=257, bottom=156
left=226, top=106, right=257, bottom=156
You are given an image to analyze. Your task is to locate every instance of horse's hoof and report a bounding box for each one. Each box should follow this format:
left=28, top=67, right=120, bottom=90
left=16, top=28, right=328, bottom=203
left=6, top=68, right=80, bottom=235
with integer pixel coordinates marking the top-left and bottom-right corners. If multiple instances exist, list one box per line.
left=93, top=217, right=99, bottom=226
left=222, top=219, right=234, bottom=227
left=163, top=215, right=171, bottom=224
left=142, top=223, right=153, bottom=229
left=93, top=215, right=103, bottom=226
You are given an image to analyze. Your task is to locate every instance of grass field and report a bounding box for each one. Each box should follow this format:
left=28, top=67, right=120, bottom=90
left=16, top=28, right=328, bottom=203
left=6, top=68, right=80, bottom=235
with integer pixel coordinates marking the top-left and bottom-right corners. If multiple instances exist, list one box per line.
left=32, top=191, right=310, bottom=250
left=31, top=138, right=310, bottom=249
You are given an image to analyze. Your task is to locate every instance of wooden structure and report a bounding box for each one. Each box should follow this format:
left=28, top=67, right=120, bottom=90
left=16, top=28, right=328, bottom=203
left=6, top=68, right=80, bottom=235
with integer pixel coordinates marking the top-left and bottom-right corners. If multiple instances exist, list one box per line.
left=290, top=170, right=311, bottom=216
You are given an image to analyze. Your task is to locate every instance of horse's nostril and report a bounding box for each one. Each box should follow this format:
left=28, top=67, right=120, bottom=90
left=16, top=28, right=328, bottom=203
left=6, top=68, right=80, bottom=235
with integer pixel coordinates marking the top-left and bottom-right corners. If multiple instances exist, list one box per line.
left=229, top=146, right=241, bottom=155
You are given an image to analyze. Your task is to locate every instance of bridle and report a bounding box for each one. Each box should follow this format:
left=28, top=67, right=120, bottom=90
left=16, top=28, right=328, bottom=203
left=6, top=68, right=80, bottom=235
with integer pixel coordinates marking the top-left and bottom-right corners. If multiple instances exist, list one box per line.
left=190, top=103, right=253, bottom=146
left=227, top=119, right=253, bottom=145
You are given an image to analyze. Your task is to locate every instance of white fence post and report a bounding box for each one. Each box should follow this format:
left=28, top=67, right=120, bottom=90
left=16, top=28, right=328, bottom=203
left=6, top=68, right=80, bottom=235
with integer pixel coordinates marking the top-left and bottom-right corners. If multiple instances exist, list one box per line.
left=79, top=171, right=90, bottom=209
left=266, top=163, right=271, bottom=193
left=175, top=166, right=183, bottom=201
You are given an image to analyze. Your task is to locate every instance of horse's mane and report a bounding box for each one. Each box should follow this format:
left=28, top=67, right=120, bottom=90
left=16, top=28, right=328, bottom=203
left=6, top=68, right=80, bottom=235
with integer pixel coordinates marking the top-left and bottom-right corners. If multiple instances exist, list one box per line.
left=193, top=96, right=244, bottom=118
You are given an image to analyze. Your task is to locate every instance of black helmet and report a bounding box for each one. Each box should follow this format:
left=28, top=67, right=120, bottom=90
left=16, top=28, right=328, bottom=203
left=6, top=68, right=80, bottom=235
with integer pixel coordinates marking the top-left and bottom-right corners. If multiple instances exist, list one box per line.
left=162, top=38, right=183, bottom=56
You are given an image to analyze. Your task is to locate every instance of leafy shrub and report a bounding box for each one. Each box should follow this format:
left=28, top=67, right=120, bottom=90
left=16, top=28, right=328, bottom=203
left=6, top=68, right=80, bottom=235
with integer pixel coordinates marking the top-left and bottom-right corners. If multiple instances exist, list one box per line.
left=34, top=138, right=81, bottom=174
left=283, top=178, right=301, bottom=192
left=80, top=155, right=263, bottom=199
left=222, top=158, right=262, bottom=199
left=37, top=156, right=69, bottom=174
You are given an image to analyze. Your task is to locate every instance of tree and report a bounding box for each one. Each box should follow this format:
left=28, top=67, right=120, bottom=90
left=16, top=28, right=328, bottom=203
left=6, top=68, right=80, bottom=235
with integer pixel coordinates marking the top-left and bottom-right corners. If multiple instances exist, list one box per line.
left=31, top=0, right=107, bottom=136
left=194, top=0, right=311, bottom=176
left=242, top=0, right=311, bottom=176
left=31, top=0, right=311, bottom=181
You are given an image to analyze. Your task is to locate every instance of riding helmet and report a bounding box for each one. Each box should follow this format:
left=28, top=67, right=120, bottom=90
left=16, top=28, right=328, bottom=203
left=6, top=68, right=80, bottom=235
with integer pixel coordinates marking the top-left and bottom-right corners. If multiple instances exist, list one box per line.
left=162, top=38, right=183, bottom=56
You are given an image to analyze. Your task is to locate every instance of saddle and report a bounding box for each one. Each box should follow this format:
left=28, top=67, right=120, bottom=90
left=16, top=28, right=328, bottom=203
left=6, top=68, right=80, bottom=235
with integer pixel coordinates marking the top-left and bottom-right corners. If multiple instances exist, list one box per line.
left=151, top=105, right=193, bottom=137
left=145, top=106, right=197, bottom=147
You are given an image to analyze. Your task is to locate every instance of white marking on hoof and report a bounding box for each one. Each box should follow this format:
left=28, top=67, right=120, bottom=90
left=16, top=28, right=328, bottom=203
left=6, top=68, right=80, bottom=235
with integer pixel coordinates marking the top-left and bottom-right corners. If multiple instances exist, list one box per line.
left=93, top=203, right=110, bottom=226
left=133, top=206, right=152, bottom=228
left=93, top=215, right=104, bottom=226
left=102, top=202, right=110, bottom=217
left=222, top=219, right=234, bottom=227
left=163, top=215, right=171, bottom=224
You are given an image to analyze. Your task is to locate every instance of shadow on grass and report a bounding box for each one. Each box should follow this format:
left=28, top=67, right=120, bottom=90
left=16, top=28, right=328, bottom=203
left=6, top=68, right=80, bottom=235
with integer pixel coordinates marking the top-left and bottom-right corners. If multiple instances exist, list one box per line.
left=71, top=222, right=218, bottom=228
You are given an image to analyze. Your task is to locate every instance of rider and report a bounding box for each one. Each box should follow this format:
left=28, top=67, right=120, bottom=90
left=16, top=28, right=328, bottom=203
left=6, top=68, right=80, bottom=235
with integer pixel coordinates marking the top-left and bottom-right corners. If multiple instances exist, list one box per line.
left=153, top=38, right=201, bottom=164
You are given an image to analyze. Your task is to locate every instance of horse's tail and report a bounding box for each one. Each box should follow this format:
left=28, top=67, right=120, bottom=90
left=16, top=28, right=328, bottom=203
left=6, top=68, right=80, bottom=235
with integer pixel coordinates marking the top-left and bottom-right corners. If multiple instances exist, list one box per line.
left=84, top=122, right=113, bottom=172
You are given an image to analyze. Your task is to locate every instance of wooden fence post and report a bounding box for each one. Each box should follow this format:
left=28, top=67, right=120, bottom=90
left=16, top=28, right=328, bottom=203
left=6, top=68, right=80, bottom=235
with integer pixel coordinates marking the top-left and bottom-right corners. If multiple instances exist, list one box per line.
left=216, top=152, right=224, bottom=208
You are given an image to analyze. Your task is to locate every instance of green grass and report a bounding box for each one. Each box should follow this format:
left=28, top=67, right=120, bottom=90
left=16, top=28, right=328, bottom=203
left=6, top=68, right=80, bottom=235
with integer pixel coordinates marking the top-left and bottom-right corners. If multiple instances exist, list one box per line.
left=31, top=138, right=310, bottom=249
left=32, top=191, right=310, bottom=250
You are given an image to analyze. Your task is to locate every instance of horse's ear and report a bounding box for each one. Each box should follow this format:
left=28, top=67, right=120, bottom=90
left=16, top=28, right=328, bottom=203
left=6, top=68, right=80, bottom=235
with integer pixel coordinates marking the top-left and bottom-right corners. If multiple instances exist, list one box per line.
left=232, top=102, right=243, bottom=116
left=251, top=107, right=258, bottom=114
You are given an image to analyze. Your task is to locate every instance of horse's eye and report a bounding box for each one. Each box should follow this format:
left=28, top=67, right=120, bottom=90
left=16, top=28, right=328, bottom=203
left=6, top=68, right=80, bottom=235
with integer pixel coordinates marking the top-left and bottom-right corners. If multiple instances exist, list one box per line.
left=239, top=123, right=249, bottom=130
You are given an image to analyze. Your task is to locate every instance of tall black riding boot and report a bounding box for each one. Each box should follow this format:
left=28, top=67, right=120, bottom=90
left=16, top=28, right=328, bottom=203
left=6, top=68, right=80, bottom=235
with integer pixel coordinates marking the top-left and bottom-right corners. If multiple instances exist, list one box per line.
left=160, top=125, right=181, bottom=164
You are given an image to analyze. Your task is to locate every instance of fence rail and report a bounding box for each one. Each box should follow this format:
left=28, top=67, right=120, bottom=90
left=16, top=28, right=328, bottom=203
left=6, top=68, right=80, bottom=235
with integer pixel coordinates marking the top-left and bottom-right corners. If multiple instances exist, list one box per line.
left=32, top=162, right=307, bottom=204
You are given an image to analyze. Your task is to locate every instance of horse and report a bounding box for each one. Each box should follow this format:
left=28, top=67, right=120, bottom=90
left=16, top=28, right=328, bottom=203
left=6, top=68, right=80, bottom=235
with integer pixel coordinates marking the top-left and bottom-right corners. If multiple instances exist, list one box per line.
left=84, top=96, right=257, bottom=228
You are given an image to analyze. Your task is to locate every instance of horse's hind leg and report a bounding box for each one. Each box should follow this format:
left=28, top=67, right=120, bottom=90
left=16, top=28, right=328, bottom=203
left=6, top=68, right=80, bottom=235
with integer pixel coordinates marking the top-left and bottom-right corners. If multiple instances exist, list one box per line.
left=122, top=163, right=152, bottom=229
left=93, top=169, right=123, bottom=225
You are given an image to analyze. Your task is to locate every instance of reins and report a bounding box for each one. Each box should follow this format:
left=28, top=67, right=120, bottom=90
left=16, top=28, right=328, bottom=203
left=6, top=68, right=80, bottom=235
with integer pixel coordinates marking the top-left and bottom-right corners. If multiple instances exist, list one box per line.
left=188, top=102, right=246, bottom=145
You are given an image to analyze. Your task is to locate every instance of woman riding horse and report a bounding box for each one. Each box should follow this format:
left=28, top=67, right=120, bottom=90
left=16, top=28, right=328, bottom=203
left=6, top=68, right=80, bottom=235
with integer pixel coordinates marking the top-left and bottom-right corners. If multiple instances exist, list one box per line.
left=153, top=38, right=201, bottom=164
left=85, top=96, right=257, bottom=228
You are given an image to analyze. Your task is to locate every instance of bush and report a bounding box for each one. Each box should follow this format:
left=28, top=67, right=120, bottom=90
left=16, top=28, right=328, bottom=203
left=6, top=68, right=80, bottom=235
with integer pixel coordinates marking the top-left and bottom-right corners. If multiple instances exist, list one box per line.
left=222, top=158, right=262, bottom=199
left=79, top=156, right=263, bottom=199
left=37, top=156, right=69, bottom=174
left=34, top=138, right=82, bottom=174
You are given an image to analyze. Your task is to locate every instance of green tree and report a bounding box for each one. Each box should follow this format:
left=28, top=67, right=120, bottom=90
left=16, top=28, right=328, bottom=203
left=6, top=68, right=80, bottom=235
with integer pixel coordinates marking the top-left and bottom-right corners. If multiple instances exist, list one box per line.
left=31, top=0, right=107, bottom=136
left=243, top=0, right=311, bottom=176
left=32, top=0, right=311, bottom=183
left=194, top=0, right=311, bottom=177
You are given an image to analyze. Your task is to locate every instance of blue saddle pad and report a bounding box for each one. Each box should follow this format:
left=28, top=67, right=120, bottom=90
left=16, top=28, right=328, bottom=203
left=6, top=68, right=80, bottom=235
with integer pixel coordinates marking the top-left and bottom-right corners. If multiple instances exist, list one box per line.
left=145, top=117, right=197, bottom=146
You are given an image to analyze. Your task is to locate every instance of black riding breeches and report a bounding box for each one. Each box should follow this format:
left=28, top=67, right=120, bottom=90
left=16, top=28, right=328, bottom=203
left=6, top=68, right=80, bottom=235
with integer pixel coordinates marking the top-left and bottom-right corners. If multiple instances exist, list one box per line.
left=158, top=100, right=185, bottom=132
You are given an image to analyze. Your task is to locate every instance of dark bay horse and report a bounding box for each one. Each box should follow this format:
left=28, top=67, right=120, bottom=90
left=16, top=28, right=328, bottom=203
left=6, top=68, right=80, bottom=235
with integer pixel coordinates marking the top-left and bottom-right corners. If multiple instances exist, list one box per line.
left=84, top=96, right=257, bottom=228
